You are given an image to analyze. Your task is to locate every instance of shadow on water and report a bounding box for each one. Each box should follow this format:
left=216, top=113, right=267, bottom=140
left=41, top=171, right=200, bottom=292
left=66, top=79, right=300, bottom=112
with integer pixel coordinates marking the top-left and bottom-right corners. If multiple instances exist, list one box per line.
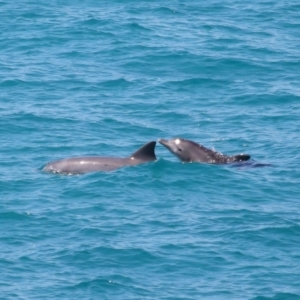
left=230, top=160, right=274, bottom=169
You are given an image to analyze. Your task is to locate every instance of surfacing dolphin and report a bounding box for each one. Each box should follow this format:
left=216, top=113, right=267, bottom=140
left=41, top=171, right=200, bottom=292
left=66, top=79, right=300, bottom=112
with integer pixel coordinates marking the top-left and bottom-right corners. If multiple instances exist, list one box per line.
left=158, top=138, right=250, bottom=164
left=43, top=141, right=157, bottom=175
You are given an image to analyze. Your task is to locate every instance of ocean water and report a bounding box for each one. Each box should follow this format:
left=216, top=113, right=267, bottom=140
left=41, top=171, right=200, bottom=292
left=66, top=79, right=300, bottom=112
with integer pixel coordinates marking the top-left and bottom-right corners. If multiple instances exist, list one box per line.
left=1, top=1, right=300, bottom=299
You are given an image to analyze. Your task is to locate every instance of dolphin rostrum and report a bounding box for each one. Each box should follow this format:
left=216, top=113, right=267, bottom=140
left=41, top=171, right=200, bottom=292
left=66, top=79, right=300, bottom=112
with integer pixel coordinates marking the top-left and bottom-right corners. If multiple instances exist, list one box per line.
left=43, top=141, right=157, bottom=175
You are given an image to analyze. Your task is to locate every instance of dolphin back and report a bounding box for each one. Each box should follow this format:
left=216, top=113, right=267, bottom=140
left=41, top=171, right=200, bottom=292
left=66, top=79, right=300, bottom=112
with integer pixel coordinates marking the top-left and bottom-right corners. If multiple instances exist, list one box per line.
left=43, top=141, right=157, bottom=175
left=231, top=154, right=251, bottom=162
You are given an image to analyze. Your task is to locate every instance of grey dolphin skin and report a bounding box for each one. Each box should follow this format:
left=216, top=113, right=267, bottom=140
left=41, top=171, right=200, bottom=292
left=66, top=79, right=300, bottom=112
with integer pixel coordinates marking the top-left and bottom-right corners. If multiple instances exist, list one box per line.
left=43, top=141, right=157, bottom=175
left=158, top=138, right=250, bottom=164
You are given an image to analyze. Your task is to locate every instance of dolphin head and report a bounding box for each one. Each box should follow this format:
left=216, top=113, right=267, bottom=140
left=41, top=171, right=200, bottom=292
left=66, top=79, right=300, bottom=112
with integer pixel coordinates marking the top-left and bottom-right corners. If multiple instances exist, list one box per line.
left=158, top=138, right=199, bottom=162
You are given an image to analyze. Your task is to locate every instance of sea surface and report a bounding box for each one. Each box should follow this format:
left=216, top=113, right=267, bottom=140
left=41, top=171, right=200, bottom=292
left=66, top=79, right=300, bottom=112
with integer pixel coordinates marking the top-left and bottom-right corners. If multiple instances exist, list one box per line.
left=1, top=1, right=300, bottom=299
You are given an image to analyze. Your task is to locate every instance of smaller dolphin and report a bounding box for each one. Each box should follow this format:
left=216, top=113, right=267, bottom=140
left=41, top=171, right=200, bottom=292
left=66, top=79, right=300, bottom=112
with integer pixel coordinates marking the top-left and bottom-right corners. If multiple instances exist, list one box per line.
left=43, top=141, right=157, bottom=175
left=158, top=138, right=250, bottom=164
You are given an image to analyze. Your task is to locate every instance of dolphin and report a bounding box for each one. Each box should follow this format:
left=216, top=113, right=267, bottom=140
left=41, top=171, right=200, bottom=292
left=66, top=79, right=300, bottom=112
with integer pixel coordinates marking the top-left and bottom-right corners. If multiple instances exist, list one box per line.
left=158, top=138, right=250, bottom=164
left=43, top=141, right=157, bottom=175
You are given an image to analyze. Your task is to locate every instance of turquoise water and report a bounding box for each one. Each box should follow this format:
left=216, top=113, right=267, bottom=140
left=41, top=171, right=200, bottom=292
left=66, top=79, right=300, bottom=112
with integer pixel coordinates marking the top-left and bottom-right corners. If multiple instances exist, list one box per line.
left=1, top=1, right=300, bottom=299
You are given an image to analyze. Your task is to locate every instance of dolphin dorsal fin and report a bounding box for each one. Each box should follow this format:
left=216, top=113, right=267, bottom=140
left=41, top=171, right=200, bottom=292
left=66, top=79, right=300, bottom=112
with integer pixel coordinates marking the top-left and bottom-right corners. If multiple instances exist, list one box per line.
left=131, top=141, right=157, bottom=161
left=232, top=154, right=251, bottom=162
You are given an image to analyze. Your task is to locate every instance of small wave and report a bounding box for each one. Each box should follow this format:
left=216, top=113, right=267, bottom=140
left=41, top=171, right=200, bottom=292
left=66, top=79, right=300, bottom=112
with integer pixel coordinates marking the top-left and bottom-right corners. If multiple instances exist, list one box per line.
left=163, top=77, right=229, bottom=88
left=97, top=78, right=132, bottom=88
left=126, top=22, right=152, bottom=32
left=153, top=6, right=178, bottom=15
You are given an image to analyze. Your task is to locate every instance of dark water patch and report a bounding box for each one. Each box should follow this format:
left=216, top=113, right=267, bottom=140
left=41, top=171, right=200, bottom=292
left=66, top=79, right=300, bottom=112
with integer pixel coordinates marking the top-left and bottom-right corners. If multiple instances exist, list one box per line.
left=19, top=12, right=45, bottom=19
left=162, top=77, right=230, bottom=91
left=72, top=277, right=126, bottom=292
left=67, top=276, right=151, bottom=299
left=231, top=93, right=300, bottom=106
left=251, top=293, right=300, bottom=300
left=0, top=79, right=26, bottom=87
left=81, top=17, right=109, bottom=27
left=0, top=211, right=31, bottom=221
